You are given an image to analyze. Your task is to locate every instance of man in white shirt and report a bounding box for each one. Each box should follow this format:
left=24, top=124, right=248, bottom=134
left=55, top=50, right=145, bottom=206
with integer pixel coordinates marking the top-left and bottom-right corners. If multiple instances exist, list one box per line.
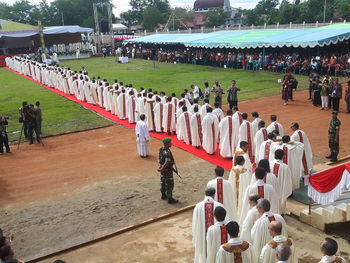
left=135, top=114, right=150, bottom=158
left=319, top=238, right=346, bottom=263
left=192, top=84, right=200, bottom=101
left=207, top=206, right=228, bottom=263
left=215, top=221, right=255, bottom=263
left=267, top=115, right=284, bottom=136
left=192, top=187, right=223, bottom=263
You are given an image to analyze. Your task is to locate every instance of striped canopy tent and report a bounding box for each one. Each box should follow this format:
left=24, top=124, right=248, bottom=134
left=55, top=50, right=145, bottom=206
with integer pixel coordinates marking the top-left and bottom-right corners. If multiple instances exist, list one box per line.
left=125, top=23, right=350, bottom=49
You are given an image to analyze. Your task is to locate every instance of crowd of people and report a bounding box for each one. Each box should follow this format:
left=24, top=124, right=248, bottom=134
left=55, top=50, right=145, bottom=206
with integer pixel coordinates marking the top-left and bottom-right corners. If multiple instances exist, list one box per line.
left=124, top=45, right=350, bottom=77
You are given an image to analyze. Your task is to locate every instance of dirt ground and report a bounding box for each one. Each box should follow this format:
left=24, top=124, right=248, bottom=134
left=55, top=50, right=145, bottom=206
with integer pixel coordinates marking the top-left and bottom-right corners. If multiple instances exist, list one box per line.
left=0, top=90, right=349, bottom=261
left=40, top=210, right=350, bottom=263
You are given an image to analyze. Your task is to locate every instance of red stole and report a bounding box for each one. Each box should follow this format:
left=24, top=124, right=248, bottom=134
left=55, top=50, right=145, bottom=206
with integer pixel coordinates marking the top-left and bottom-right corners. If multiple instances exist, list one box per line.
left=196, top=114, right=203, bottom=144
left=264, top=141, right=272, bottom=160
left=205, top=202, right=214, bottom=233
left=211, top=122, right=216, bottom=153
left=220, top=225, right=228, bottom=244
left=274, top=123, right=279, bottom=132
left=217, top=178, right=224, bottom=204
left=238, top=112, right=243, bottom=125
left=122, top=94, right=126, bottom=117
left=282, top=146, right=288, bottom=164
left=246, top=122, right=253, bottom=160
left=268, top=215, right=276, bottom=222
left=160, top=103, right=164, bottom=131
left=131, top=97, right=136, bottom=122
left=167, top=104, right=173, bottom=132
left=184, top=112, right=192, bottom=144
left=228, top=117, right=233, bottom=153
left=273, top=163, right=280, bottom=177
left=262, top=129, right=268, bottom=140
left=258, top=185, right=264, bottom=198
left=298, top=131, right=308, bottom=175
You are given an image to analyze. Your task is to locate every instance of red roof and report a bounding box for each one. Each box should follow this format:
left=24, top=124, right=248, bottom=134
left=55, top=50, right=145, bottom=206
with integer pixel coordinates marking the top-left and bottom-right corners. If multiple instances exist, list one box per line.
left=194, top=13, right=206, bottom=26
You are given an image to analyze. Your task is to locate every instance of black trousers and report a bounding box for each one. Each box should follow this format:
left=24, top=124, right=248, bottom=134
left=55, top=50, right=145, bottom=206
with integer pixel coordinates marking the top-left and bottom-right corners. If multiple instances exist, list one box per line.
left=332, top=98, right=340, bottom=112
left=0, top=132, right=10, bottom=153
left=228, top=100, right=238, bottom=109
left=28, top=122, right=40, bottom=143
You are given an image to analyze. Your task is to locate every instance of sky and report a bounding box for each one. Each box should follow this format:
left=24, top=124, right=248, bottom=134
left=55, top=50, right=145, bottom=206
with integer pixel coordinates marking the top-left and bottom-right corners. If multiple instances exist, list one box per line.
left=4, top=0, right=260, bottom=16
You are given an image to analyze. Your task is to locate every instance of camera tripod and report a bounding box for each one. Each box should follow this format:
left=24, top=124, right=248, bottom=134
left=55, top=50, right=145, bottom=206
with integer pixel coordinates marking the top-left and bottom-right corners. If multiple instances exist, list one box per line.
left=17, top=123, right=44, bottom=150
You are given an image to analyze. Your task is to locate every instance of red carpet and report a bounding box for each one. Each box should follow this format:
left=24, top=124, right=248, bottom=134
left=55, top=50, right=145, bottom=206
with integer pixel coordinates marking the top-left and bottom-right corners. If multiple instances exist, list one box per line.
left=6, top=67, right=233, bottom=170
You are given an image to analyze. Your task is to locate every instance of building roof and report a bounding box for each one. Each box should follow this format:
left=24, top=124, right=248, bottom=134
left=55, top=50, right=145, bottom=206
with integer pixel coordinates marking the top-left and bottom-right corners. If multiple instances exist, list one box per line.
left=0, top=19, right=37, bottom=32
left=194, top=0, right=224, bottom=9
left=112, top=23, right=128, bottom=30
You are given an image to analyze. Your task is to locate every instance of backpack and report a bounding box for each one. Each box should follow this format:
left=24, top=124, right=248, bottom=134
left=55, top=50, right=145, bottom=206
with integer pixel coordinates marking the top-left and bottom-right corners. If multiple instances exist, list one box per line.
left=198, top=87, right=203, bottom=98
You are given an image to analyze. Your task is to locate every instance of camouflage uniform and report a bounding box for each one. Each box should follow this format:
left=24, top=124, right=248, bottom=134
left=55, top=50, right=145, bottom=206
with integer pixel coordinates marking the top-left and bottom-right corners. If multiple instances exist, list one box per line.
left=328, top=118, right=341, bottom=160
left=158, top=146, right=175, bottom=199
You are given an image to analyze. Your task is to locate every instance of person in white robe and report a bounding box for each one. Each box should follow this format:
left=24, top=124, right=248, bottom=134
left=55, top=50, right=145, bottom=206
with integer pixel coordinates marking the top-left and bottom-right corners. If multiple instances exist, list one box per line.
left=97, top=83, right=104, bottom=108
left=153, top=98, right=164, bottom=133
left=135, top=114, right=150, bottom=157
left=117, top=90, right=128, bottom=120
left=177, top=107, right=193, bottom=144
left=319, top=238, right=347, bottom=263
left=207, top=206, right=229, bottom=263
left=90, top=80, right=99, bottom=105
left=270, top=149, right=293, bottom=214
left=270, top=136, right=304, bottom=190
left=199, top=99, right=211, bottom=118
left=238, top=113, right=255, bottom=163
left=254, top=120, right=269, bottom=163
left=240, top=168, right=280, bottom=223
left=178, top=96, right=191, bottom=111
left=83, top=80, right=94, bottom=104
left=190, top=106, right=203, bottom=148
left=202, top=107, right=219, bottom=155
left=240, top=193, right=260, bottom=242
left=192, top=187, right=223, bottom=263
left=175, top=102, right=185, bottom=136
left=215, top=221, right=256, bottom=263
left=290, top=122, right=313, bottom=175
left=232, top=108, right=243, bottom=149
left=171, top=94, right=179, bottom=111
left=266, top=115, right=284, bottom=136
left=251, top=199, right=287, bottom=258
left=126, top=91, right=137, bottom=124
left=207, top=166, right=237, bottom=221
left=233, top=141, right=253, bottom=174
left=213, top=102, right=225, bottom=122
left=219, top=109, right=235, bottom=158
left=251, top=112, right=262, bottom=139
left=258, top=132, right=278, bottom=163
left=112, top=90, right=119, bottom=116
left=259, top=221, right=296, bottom=263
left=189, top=99, right=202, bottom=115
left=136, top=94, right=147, bottom=118
left=162, top=97, right=176, bottom=135
left=229, top=156, right=252, bottom=220
left=145, top=94, right=156, bottom=131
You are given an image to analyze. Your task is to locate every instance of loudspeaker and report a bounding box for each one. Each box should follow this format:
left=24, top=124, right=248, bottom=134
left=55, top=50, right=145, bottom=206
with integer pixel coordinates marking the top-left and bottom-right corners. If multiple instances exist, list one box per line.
left=100, top=19, right=110, bottom=33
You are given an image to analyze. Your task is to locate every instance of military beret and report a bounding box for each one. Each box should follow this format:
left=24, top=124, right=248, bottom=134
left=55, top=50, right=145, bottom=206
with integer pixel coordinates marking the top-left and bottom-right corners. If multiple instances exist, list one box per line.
left=162, top=138, right=172, bottom=144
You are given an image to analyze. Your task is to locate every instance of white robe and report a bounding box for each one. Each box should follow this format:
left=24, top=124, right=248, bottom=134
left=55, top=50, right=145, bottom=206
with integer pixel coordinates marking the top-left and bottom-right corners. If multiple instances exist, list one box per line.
left=251, top=117, right=262, bottom=139
left=228, top=165, right=251, bottom=221
left=233, top=147, right=253, bottom=175
left=238, top=120, right=255, bottom=163
left=259, top=235, right=296, bottom=263
left=202, top=113, right=219, bottom=155
left=190, top=112, right=203, bottom=147
left=266, top=121, right=284, bottom=136
left=192, top=196, right=223, bottom=263
left=251, top=212, right=287, bottom=258
left=291, top=129, right=313, bottom=175
left=232, top=111, right=243, bottom=149
left=126, top=96, right=137, bottom=124
left=207, top=221, right=229, bottom=263
left=177, top=112, right=193, bottom=144
left=153, top=102, right=164, bottom=132
left=145, top=100, right=156, bottom=131
left=213, top=108, right=225, bottom=122
left=219, top=116, right=235, bottom=158
left=117, top=93, right=127, bottom=119
left=240, top=180, right=280, bottom=223
left=215, top=238, right=256, bottom=263
left=320, top=255, right=347, bottom=263
left=207, top=177, right=237, bottom=221
left=135, top=120, right=149, bottom=157
left=162, top=102, right=176, bottom=133
left=240, top=206, right=260, bottom=243
left=199, top=103, right=211, bottom=118
left=136, top=97, right=147, bottom=118
left=258, top=140, right=277, bottom=163
left=189, top=103, right=202, bottom=115
left=254, top=128, right=268, bottom=163
left=250, top=173, right=280, bottom=206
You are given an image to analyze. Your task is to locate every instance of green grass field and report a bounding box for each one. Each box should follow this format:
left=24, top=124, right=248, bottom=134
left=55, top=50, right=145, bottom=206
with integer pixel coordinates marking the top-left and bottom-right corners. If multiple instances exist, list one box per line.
left=62, top=57, right=311, bottom=101
left=0, top=68, right=112, bottom=141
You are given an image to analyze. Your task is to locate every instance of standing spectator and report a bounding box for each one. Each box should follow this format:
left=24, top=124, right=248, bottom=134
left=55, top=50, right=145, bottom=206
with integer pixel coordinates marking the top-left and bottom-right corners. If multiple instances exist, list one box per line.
left=34, top=101, right=42, bottom=134
left=227, top=80, right=240, bottom=110
left=321, top=79, right=330, bottom=110
left=19, top=101, right=29, bottom=139
left=212, top=81, right=224, bottom=108
left=26, top=104, right=41, bottom=145
left=281, top=75, right=290, bottom=106
left=204, top=82, right=210, bottom=103
left=331, top=78, right=342, bottom=112
left=344, top=81, right=350, bottom=113
left=0, top=116, right=10, bottom=154
left=191, top=84, right=200, bottom=101
left=326, top=111, right=341, bottom=162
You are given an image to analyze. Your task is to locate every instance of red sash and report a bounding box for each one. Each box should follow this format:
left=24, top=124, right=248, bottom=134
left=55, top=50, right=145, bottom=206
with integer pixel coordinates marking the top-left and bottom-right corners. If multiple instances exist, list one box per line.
left=167, top=104, right=172, bottom=132
left=262, top=129, right=268, bottom=140
left=205, top=202, right=214, bottom=233
left=263, top=175, right=267, bottom=183
left=273, top=163, right=280, bottom=177
left=238, top=112, right=243, bottom=125
left=246, top=122, right=253, bottom=160
left=264, top=141, right=272, bottom=160
left=228, top=117, right=233, bottom=153
left=122, top=94, right=126, bottom=117
left=220, top=225, right=228, bottom=244
left=299, top=131, right=309, bottom=175
left=217, top=178, right=224, bottom=204
left=160, top=103, right=163, bottom=131
left=143, top=98, right=147, bottom=104
left=258, top=185, right=264, bottom=198
left=274, top=123, right=279, bottom=132
left=196, top=114, right=203, bottom=144
left=184, top=112, right=192, bottom=144
left=283, top=146, right=288, bottom=164
left=211, top=122, right=216, bottom=153
left=131, top=97, right=136, bottom=122
left=174, top=99, right=178, bottom=109
left=268, top=215, right=276, bottom=222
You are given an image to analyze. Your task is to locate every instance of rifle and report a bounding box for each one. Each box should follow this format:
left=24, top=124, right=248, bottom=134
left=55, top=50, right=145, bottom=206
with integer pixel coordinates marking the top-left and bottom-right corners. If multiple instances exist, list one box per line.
left=172, top=161, right=182, bottom=179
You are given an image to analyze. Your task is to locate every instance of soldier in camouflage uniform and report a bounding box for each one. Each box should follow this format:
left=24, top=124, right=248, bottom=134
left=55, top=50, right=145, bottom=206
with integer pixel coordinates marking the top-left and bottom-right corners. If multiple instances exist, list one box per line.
left=326, top=111, right=341, bottom=162
left=158, top=138, right=178, bottom=204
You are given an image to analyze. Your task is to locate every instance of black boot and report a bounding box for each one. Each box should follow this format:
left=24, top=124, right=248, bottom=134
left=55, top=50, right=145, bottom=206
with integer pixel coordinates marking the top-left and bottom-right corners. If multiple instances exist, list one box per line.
left=168, top=198, right=178, bottom=204
left=325, top=154, right=332, bottom=159
left=331, top=153, right=338, bottom=162
left=161, top=194, right=167, bottom=200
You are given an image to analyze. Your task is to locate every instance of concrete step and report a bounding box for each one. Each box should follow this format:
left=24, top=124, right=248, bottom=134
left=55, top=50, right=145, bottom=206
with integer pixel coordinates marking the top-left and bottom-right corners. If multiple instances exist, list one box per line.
left=311, top=207, right=325, bottom=231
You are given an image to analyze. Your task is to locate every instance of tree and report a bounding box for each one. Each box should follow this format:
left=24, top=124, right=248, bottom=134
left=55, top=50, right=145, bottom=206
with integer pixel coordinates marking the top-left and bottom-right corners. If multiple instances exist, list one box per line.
left=205, top=7, right=229, bottom=28
left=142, top=5, right=163, bottom=31
left=120, top=10, right=140, bottom=26
left=255, top=0, right=279, bottom=15
left=243, top=9, right=264, bottom=25
left=166, top=7, right=194, bottom=30
left=336, top=0, right=350, bottom=21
